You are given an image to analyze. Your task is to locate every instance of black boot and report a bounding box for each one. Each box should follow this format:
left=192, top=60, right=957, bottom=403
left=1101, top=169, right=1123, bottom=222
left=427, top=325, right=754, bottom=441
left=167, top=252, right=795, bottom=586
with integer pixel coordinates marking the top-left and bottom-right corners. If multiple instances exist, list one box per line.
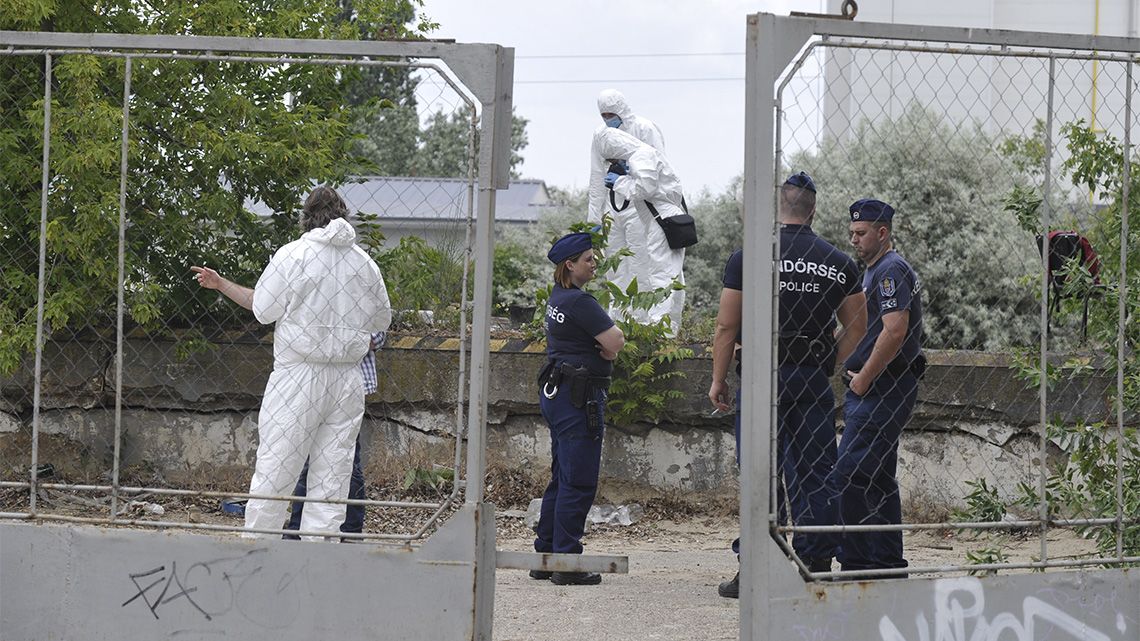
left=551, top=571, right=602, bottom=585
left=528, top=570, right=553, bottom=580
left=717, top=572, right=739, bottom=598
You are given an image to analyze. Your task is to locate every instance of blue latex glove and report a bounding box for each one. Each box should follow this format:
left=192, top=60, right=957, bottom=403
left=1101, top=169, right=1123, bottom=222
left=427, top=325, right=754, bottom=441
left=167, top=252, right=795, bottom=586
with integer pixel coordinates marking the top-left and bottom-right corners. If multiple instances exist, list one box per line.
left=604, top=172, right=621, bottom=189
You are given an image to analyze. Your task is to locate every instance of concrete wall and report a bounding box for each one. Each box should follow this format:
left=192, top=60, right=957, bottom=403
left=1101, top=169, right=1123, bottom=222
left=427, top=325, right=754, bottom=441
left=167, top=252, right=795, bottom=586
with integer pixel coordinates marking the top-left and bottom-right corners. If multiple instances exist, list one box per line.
left=0, top=337, right=1129, bottom=510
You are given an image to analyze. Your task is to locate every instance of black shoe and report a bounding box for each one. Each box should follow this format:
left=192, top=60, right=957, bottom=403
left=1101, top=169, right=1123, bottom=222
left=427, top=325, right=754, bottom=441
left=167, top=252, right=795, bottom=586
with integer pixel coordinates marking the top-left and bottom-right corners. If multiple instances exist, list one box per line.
left=528, top=570, right=553, bottom=580
left=550, top=571, right=602, bottom=585
left=717, top=572, right=739, bottom=598
left=806, top=557, right=832, bottom=573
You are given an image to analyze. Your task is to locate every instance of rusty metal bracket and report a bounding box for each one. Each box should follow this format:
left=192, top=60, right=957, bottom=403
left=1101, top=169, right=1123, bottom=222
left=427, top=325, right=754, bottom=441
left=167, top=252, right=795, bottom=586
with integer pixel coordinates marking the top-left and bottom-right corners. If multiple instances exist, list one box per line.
left=791, top=0, right=858, bottom=21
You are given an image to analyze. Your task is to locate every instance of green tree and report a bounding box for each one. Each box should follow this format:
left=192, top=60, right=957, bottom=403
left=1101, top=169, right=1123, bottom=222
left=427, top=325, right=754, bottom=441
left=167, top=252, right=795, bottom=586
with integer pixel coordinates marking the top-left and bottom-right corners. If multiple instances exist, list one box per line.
left=0, top=0, right=434, bottom=373
left=788, top=104, right=1040, bottom=350
left=680, top=178, right=743, bottom=333
left=492, top=187, right=582, bottom=315
left=414, top=105, right=530, bottom=178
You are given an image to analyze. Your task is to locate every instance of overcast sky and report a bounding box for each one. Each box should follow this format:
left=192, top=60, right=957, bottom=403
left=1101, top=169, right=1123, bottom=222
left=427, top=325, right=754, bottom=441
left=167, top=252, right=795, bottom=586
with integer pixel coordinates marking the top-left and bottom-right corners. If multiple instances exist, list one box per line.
left=420, top=0, right=826, bottom=196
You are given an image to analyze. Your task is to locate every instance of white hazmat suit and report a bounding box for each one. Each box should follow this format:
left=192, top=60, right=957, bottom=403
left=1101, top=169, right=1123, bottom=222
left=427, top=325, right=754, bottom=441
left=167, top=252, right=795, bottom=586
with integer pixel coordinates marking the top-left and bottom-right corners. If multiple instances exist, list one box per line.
left=594, top=127, right=687, bottom=334
left=588, top=89, right=665, bottom=225
left=244, top=217, right=391, bottom=538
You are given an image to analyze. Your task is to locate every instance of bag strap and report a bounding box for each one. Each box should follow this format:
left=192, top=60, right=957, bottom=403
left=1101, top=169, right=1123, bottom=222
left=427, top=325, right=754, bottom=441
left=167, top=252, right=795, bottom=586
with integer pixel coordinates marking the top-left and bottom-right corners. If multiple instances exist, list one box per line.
left=609, top=190, right=630, bottom=212
left=644, top=198, right=687, bottom=219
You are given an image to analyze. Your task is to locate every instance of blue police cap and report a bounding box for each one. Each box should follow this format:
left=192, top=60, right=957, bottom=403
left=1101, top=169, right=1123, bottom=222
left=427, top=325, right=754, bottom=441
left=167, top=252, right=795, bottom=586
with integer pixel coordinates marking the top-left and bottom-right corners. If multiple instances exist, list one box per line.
left=547, top=232, right=593, bottom=264
left=849, top=199, right=894, bottom=223
left=784, top=171, right=816, bottom=193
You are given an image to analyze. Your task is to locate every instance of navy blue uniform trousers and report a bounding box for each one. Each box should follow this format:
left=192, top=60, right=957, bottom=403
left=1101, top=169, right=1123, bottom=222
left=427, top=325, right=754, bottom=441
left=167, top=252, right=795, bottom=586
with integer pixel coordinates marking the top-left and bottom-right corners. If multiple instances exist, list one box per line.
left=534, top=387, right=606, bottom=555
left=829, top=373, right=917, bottom=571
left=285, top=439, right=365, bottom=536
left=733, top=365, right=840, bottom=561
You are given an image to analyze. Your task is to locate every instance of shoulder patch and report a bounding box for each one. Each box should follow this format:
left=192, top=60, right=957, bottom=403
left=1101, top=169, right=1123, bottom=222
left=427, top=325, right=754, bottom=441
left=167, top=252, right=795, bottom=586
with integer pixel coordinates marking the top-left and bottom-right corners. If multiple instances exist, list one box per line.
left=879, top=275, right=897, bottom=297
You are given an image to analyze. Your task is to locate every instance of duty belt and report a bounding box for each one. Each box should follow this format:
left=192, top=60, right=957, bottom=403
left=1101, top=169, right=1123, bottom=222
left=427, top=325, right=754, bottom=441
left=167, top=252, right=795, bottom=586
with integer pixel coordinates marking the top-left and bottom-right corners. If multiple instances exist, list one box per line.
left=882, top=353, right=928, bottom=380
left=538, top=360, right=611, bottom=408
left=778, top=334, right=837, bottom=374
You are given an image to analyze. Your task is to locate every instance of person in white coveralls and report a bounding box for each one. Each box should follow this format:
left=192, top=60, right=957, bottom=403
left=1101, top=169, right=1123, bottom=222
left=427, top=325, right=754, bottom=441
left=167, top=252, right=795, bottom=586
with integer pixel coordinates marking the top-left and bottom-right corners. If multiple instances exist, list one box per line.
left=592, top=126, right=687, bottom=335
left=194, top=186, right=390, bottom=539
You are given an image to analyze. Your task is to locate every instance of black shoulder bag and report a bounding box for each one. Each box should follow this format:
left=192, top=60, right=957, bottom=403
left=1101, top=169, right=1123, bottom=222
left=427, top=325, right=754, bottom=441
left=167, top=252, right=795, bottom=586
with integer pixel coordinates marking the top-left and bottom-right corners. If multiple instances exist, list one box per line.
left=644, top=197, right=698, bottom=249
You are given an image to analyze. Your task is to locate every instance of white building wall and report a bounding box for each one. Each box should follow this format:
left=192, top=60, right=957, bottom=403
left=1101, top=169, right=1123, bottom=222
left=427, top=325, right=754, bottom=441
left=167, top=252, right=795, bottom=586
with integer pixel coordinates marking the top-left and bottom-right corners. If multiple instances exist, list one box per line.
left=820, top=0, right=1140, bottom=161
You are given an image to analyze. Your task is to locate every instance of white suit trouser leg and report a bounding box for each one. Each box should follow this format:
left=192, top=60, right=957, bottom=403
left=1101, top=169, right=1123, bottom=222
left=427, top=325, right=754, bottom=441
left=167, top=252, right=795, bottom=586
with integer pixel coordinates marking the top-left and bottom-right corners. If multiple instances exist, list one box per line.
left=244, top=362, right=364, bottom=539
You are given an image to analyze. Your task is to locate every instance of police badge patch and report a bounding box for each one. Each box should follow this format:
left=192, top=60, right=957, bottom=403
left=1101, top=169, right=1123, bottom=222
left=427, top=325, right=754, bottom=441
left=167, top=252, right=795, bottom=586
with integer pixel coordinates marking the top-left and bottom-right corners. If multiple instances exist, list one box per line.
left=879, top=276, right=897, bottom=297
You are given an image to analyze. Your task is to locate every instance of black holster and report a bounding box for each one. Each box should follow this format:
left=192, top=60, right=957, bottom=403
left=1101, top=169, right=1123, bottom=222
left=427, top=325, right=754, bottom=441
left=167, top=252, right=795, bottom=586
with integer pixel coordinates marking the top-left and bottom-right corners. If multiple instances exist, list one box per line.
left=563, top=363, right=590, bottom=408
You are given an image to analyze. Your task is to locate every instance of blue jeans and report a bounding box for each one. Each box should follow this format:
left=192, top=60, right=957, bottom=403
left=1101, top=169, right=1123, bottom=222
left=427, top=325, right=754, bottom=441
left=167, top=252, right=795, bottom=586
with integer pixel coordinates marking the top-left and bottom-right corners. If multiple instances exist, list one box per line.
left=828, top=374, right=917, bottom=572
left=284, top=439, right=365, bottom=537
left=534, top=386, right=606, bottom=555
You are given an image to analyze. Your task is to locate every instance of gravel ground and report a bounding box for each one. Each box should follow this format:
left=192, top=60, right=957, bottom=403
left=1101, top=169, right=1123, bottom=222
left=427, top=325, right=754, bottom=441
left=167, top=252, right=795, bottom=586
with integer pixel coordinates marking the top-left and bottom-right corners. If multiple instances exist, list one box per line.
left=493, top=516, right=741, bottom=641
left=490, top=514, right=1101, bottom=641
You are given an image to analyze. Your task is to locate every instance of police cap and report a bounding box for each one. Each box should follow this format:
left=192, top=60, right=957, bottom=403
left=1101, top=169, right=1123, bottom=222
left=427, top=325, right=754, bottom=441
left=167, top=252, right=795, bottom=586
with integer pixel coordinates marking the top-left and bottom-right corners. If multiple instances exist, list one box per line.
left=784, top=171, right=816, bottom=193
left=547, top=232, right=593, bottom=264
left=849, top=199, right=894, bottom=223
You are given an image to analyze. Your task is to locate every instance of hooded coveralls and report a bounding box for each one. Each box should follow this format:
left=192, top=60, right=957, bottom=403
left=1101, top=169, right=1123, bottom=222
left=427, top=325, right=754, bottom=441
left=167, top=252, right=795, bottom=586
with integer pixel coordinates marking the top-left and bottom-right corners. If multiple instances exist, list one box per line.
left=592, top=127, right=687, bottom=334
left=587, top=89, right=665, bottom=227
left=243, top=217, right=391, bottom=538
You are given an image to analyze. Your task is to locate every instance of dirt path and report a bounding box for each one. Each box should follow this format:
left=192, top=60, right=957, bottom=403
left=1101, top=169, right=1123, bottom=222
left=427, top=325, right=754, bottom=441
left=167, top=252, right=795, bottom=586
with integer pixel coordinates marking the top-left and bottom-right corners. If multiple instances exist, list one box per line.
left=493, top=517, right=740, bottom=641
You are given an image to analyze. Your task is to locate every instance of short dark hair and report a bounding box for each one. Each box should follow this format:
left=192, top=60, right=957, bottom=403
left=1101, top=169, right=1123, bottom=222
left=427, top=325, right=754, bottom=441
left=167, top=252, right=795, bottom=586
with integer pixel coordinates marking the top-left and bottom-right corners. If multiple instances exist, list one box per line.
left=779, top=183, right=815, bottom=221
left=300, top=186, right=349, bottom=231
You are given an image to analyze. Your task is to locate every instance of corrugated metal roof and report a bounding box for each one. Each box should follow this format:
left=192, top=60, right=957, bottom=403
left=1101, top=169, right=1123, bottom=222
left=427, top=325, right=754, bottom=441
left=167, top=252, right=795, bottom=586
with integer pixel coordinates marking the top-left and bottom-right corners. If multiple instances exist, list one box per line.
left=246, top=176, right=552, bottom=223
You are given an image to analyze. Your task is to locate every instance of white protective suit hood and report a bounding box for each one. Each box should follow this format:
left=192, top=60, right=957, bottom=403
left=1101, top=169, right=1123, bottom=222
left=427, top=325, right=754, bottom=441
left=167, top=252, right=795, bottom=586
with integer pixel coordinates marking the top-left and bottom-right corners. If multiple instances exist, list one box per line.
left=253, top=217, right=392, bottom=366
left=597, top=89, right=635, bottom=121
left=588, top=90, right=666, bottom=224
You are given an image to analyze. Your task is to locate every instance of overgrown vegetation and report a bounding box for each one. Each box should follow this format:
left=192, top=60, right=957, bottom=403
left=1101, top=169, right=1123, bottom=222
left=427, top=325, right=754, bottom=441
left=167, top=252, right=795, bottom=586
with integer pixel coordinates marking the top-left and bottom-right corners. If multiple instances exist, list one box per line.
left=964, top=118, right=1140, bottom=563
left=788, top=104, right=1042, bottom=351
left=951, top=478, right=1006, bottom=525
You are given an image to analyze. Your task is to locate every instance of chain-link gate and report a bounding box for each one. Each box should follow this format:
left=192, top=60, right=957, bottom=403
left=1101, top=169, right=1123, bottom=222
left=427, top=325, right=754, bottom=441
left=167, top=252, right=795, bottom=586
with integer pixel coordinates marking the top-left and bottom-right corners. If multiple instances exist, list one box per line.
left=742, top=13, right=1138, bottom=641
left=0, top=30, right=512, bottom=640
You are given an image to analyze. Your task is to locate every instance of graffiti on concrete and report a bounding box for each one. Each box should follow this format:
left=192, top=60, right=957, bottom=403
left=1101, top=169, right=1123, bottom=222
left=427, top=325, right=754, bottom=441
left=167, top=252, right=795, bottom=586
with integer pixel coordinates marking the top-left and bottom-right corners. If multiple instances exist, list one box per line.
left=879, top=577, right=1125, bottom=641
left=121, top=548, right=307, bottom=628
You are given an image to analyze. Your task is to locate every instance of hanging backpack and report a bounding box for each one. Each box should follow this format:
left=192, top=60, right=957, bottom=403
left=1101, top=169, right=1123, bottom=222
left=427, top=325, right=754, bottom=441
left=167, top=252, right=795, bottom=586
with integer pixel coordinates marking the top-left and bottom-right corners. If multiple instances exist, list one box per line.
left=1035, top=230, right=1102, bottom=338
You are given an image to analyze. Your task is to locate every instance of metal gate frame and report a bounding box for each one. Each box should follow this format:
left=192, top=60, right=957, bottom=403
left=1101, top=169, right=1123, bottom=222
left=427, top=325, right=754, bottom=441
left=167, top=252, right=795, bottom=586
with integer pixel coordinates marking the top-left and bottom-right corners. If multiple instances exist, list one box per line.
left=0, top=29, right=512, bottom=641
left=743, top=12, right=1139, bottom=641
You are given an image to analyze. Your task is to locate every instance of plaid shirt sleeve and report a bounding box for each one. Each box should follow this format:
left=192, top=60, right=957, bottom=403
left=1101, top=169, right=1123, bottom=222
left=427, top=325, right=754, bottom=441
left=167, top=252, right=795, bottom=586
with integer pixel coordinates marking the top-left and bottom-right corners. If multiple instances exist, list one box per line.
left=359, top=331, right=386, bottom=395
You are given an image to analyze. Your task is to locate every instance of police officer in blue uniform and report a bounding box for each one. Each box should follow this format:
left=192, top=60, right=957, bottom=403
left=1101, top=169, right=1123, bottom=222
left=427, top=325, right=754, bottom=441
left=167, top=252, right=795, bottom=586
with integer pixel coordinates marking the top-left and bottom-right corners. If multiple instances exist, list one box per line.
left=829, top=198, right=925, bottom=579
left=532, top=232, right=626, bottom=586
left=709, top=172, right=867, bottom=597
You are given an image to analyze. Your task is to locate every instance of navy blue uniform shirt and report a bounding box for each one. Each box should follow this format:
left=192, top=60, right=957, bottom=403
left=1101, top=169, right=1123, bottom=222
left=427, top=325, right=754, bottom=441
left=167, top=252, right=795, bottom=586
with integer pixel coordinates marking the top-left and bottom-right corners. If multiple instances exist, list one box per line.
left=545, top=284, right=616, bottom=376
left=723, top=224, right=861, bottom=344
left=845, top=250, right=923, bottom=372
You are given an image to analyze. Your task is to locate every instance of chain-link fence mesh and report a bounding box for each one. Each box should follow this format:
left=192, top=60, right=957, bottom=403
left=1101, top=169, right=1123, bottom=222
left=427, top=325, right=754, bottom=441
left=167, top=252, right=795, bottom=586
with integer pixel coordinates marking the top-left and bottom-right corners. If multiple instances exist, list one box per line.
left=770, top=36, right=1137, bottom=577
left=0, top=47, right=482, bottom=543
